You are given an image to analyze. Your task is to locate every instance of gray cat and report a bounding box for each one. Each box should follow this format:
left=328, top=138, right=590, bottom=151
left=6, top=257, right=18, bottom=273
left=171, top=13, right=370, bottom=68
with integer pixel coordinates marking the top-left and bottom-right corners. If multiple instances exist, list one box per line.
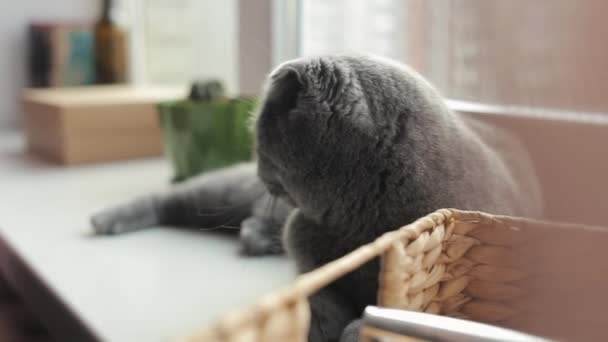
left=91, top=54, right=542, bottom=342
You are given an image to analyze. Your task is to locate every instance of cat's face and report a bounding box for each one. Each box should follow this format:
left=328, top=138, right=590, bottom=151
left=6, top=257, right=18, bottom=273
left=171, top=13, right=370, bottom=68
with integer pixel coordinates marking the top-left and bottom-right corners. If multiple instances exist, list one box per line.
left=254, top=54, right=426, bottom=225
left=254, top=56, right=372, bottom=223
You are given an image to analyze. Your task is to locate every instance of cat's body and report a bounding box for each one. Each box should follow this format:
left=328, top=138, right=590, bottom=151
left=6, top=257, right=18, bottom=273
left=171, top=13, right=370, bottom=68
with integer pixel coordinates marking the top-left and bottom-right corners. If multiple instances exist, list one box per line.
left=91, top=54, right=542, bottom=342
left=254, top=54, right=541, bottom=341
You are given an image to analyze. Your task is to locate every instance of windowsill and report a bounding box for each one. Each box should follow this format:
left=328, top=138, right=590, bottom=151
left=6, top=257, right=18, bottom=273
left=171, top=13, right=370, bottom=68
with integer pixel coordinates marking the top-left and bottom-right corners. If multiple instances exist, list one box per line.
left=447, top=99, right=608, bottom=124
left=450, top=99, right=608, bottom=227
left=0, top=134, right=295, bottom=341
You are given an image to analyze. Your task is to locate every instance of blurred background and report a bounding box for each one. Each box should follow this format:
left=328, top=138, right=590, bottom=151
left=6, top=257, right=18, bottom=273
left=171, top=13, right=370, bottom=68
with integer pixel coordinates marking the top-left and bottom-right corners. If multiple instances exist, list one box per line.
left=1, top=0, right=607, bottom=131
left=0, top=1, right=607, bottom=340
left=3, top=0, right=605, bottom=223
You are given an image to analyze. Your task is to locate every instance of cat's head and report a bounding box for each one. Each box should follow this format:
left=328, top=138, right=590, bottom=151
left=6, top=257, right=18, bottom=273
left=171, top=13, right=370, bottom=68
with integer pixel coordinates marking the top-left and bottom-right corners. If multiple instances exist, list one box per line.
left=254, top=54, right=445, bottom=225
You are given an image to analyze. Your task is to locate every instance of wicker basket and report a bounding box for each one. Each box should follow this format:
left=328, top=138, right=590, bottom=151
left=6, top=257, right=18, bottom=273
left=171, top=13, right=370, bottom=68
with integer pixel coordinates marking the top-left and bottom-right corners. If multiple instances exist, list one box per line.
left=180, top=209, right=608, bottom=342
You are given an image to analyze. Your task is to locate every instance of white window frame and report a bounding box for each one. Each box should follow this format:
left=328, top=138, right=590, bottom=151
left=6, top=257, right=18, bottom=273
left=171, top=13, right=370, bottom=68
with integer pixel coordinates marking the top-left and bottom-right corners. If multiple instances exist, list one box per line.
left=272, top=0, right=302, bottom=67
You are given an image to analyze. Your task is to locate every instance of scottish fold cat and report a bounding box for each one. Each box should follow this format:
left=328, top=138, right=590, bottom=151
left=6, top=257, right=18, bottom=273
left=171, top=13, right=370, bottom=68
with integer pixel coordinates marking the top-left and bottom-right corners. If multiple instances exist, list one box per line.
left=92, top=54, right=542, bottom=342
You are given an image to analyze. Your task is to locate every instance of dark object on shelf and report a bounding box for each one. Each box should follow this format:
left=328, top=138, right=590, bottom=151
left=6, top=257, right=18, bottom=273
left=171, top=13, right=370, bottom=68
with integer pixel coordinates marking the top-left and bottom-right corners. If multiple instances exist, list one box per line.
left=189, top=80, right=225, bottom=102
left=94, top=0, right=128, bottom=84
left=159, top=80, right=256, bottom=182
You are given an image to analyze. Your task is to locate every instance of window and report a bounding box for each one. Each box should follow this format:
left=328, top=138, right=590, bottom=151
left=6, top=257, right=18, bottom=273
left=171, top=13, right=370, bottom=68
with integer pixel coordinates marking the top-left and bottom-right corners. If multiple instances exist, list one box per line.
left=128, top=0, right=238, bottom=93
left=296, top=0, right=608, bottom=114
left=300, top=0, right=405, bottom=61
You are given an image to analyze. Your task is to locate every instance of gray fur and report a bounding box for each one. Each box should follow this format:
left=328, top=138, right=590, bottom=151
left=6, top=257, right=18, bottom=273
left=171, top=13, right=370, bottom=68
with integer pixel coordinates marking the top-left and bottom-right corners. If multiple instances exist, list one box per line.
left=254, top=54, right=542, bottom=341
left=91, top=54, right=542, bottom=342
left=91, top=162, right=292, bottom=255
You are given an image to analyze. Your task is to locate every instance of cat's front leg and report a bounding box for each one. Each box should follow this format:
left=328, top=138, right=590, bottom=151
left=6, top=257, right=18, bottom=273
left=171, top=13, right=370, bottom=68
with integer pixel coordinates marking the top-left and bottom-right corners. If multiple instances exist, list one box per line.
left=308, top=287, right=358, bottom=342
left=91, top=195, right=162, bottom=235
left=91, top=163, right=261, bottom=235
left=284, top=210, right=359, bottom=341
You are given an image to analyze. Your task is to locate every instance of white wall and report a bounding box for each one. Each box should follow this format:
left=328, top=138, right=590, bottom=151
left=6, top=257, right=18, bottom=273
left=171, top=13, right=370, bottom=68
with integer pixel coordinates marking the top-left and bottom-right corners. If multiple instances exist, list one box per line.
left=133, top=0, right=238, bottom=94
left=0, top=1, right=99, bottom=130
left=191, top=0, right=238, bottom=96
left=0, top=0, right=240, bottom=131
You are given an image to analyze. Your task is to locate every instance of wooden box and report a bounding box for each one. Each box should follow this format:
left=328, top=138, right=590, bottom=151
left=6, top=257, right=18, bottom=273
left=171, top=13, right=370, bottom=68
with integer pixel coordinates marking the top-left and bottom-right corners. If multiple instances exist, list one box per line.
left=21, top=85, right=187, bottom=165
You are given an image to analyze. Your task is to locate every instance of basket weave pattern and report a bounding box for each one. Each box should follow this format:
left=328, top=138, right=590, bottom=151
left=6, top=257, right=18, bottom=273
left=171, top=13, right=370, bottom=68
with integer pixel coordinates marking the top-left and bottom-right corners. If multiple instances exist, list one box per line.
left=378, top=209, right=530, bottom=324
left=182, top=209, right=607, bottom=341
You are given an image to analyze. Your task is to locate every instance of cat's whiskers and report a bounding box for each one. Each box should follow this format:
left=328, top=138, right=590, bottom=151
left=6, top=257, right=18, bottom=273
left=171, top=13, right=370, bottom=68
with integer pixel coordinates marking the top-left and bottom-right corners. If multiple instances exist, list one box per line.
left=196, top=191, right=271, bottom=231
left=198, top=225, right=242, bottom=231
left=195, top=190, right=266, bottom=217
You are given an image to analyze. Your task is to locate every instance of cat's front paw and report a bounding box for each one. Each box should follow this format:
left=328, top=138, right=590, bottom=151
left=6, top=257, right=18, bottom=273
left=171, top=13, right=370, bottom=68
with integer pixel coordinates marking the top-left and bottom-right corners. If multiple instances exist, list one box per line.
left=340, top=319, right=361, bottom=342
left=238, top=217, right=284, bottom=256
left=90, top=197, right=159, bottom=235
left=90, top=208, right=130, bottom=235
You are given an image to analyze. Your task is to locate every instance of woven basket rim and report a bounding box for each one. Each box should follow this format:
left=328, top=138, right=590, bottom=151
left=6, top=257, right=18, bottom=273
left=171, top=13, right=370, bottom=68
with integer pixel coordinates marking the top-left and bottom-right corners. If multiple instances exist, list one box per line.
left=180, top=208, right=607, bottom=341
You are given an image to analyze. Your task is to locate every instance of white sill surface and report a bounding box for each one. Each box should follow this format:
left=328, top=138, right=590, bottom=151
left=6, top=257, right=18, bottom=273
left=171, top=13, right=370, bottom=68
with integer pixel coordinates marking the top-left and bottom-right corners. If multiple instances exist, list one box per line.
left=0, top=132, right=295, bottom=341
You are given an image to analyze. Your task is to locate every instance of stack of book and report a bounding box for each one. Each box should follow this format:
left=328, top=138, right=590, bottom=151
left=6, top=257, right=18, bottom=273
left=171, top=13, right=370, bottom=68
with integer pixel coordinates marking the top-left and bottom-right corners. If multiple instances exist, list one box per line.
left=28, top=22, right=95, bottom=88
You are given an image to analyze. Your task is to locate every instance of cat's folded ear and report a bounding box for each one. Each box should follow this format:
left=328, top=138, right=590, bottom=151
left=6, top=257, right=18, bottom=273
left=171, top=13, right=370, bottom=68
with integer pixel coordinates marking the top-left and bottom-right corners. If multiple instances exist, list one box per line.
left=266, top=67, right=304, bottom=115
